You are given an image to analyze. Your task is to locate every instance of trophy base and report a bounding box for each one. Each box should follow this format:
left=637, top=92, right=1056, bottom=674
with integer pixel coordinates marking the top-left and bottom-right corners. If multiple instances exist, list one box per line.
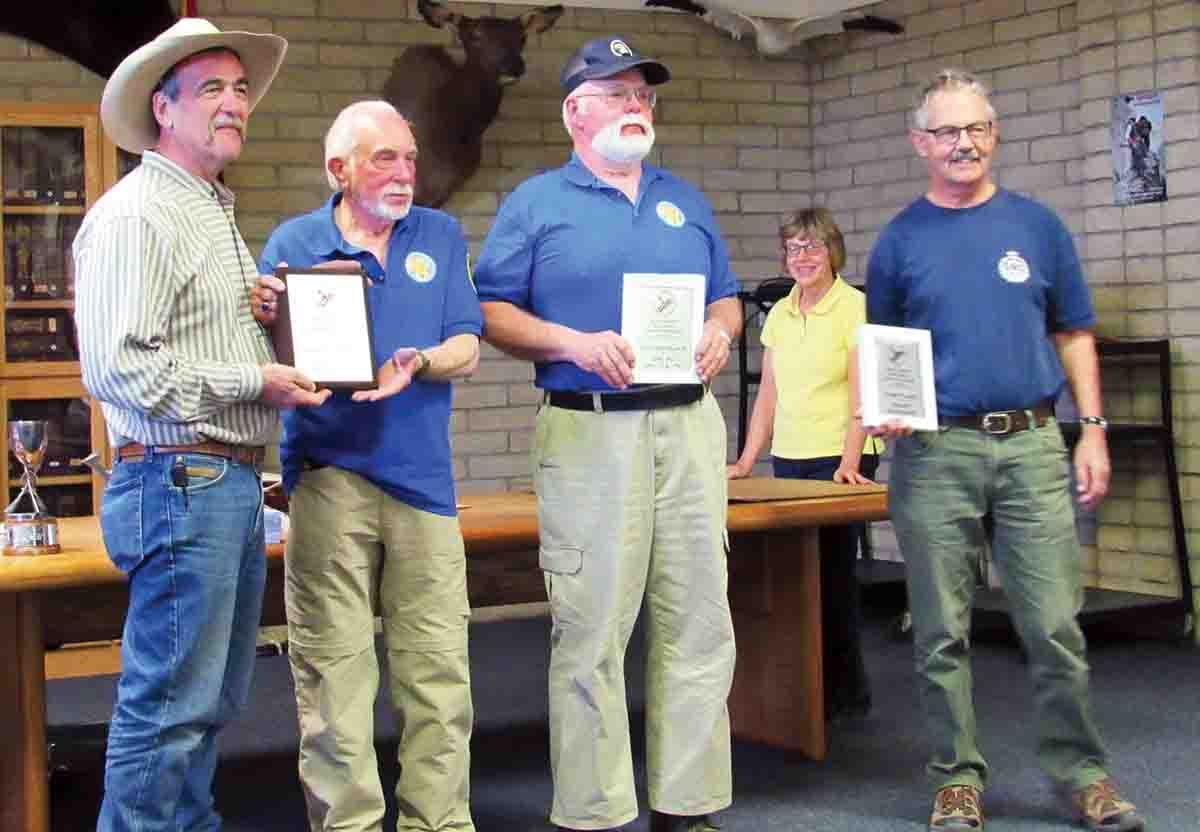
left=3, top=514, right=61, bottom=556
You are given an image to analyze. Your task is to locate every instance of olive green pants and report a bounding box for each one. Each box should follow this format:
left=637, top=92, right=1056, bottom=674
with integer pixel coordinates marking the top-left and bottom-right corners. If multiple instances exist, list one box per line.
left=889, top=423, right=1110, bottom=793
left=285, top=467, right=474, bottom=832
left=534, top=392, right=736, bottom=830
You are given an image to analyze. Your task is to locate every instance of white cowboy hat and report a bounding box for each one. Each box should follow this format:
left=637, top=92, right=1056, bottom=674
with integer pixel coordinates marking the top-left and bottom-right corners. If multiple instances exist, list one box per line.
left=100, top=18, right=287, bottom=154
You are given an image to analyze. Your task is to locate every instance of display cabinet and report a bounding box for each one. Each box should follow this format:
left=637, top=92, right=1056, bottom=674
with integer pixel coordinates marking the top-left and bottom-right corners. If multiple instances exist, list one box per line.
left=0, top=103, right=109, bottom=517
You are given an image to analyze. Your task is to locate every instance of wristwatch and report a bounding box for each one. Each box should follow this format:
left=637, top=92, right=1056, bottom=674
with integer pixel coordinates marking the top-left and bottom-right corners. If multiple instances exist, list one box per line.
left=413, top=350, right=431, bottom=378
left=1078, top=416, right=1108, bottom=429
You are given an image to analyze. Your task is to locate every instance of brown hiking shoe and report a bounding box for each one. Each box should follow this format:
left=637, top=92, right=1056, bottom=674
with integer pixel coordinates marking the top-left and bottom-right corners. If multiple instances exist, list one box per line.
left=929, top=785, right=983, bottom=830
left=1067, top=778, right=1145, bottom=831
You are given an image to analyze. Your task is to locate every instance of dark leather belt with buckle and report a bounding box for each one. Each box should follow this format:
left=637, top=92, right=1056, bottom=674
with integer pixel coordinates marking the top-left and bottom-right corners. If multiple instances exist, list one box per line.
left=117, top=441, right=266, bottom=465
left=547, top=384, right=704, bottom=413
left=942, top=402, right=1055, bottom=436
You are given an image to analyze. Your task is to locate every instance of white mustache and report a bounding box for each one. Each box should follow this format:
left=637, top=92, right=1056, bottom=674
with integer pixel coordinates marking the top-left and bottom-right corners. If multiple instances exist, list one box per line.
left=616, top=114, right=652, bottom=132
left=383, top=186, right=414, bottom=197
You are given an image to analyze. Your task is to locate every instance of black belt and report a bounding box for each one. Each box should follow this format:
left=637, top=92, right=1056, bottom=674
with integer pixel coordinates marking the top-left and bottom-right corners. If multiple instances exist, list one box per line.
left=547, top=385, right=704, bottom=413
left=942, top=402, right=1055, bottom=436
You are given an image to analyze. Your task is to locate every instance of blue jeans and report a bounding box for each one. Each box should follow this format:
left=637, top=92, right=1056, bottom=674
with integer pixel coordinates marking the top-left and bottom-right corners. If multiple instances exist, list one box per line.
left=889, top=423, right=1108, bottom=791
left=773, top=454, right=878, bottom=714
left=97, top=450, right=266, bottom=832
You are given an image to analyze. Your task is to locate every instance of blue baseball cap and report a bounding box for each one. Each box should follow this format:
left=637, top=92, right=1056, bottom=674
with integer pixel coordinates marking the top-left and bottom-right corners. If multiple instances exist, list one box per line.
left=560, top=36, right=670, bottom=96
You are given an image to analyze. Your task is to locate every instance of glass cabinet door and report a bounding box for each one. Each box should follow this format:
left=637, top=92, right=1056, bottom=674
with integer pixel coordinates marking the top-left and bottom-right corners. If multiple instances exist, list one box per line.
left=0, top=104, right=102, bottom=378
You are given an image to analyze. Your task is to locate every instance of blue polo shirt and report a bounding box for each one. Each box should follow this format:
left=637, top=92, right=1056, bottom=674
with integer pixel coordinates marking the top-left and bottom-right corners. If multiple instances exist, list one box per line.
left=259, top=196, right=482, bottom=516
left=473, top=154, right=740, bottom=391
left=866, top=189, right=1095, bottom=418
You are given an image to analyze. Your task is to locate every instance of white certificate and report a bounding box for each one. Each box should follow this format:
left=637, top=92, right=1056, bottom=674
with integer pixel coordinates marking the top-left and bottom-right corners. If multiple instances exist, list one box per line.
left=272, top=266, right=377, bottom=389
left=621, top=273, right=705, bottom=385
left=857, top=323, right=939, bottom=431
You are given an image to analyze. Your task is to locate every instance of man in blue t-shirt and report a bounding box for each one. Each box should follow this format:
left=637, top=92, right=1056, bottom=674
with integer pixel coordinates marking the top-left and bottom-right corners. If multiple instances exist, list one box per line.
left=472, top=36, right=741, bottom=832
left=252, top=101, right=482, bottom=832
left=867, top=70, right=1143, bottom=832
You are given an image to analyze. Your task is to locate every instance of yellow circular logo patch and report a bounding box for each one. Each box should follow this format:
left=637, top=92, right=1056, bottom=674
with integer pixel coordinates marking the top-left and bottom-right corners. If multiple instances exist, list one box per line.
left=656, top=201, right=685, bottom=228
left=405, top=251, right=437, bottom=284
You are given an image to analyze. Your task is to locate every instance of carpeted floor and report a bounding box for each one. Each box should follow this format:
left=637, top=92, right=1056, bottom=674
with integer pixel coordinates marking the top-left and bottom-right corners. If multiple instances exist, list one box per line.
left=47, top=609, right=1200, bottom=831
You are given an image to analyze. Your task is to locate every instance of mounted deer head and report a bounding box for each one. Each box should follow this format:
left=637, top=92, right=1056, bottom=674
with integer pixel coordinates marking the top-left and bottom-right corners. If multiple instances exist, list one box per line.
left=0, top=1, right=178, bottom=78
left=382, top=0, right=564, bottom=208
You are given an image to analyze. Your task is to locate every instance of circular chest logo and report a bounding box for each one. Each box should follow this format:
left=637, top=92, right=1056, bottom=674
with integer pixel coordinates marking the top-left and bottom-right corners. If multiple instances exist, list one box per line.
left=997, top=250, right=1030, bottom=283
left=610, top=39, right=633, bottom=57
left=656, top=200, right=685, bottom=228
left=405, top=251, right=437, bottom=284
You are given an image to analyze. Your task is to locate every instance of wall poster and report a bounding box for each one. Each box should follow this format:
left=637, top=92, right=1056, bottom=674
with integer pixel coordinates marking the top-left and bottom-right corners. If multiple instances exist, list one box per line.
left=1112, top=91, right=1166, bottom=206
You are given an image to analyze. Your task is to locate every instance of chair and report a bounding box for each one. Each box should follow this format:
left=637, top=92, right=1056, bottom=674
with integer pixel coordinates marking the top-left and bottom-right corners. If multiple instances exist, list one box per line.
left=736, top=276, right=793, bottom=456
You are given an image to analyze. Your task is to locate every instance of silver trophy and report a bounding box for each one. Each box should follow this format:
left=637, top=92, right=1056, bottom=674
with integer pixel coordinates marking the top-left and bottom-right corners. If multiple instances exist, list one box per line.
left=4, top=420, right=61, bottom=555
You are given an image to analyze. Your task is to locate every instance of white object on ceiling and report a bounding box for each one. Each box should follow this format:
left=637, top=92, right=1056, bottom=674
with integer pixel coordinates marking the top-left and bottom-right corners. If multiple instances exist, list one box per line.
left=490, top=0, right=880, bottom=22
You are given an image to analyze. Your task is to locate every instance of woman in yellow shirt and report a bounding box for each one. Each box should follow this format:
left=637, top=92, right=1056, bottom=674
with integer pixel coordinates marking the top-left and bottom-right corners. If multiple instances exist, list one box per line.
left=728, top=207, right=883, bottom=720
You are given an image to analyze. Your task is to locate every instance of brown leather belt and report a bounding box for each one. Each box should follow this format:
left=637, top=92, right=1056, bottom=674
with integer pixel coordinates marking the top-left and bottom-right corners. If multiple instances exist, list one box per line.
left=117, top=441, right=265, bottom=465
left=942, top=403, right=1055, bottom=436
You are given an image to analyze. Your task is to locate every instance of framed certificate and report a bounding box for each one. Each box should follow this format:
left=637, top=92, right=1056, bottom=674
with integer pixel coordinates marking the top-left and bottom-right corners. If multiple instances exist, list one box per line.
left=857, top=323, right=939, bottom=431
left=270, top=265, right=377, bottom=390
left=621, top=273, right=705, bottom=385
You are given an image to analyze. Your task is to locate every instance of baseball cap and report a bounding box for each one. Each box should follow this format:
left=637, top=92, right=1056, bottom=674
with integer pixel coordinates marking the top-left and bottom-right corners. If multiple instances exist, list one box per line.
left=560, top=36, right=670, bottom=96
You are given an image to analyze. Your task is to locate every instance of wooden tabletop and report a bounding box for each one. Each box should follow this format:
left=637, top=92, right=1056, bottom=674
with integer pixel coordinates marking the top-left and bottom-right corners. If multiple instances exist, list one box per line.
left=0, top=478, right=887, bottom=593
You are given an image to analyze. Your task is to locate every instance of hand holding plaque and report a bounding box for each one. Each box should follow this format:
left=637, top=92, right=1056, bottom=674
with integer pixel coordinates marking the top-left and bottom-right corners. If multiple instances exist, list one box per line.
left=270, top=264, right=377, bottom=390
left=857, top=323, right=938, bottom=432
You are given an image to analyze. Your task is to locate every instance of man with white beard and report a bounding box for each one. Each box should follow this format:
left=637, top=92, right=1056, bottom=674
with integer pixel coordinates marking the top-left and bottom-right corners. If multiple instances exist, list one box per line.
left=251, top=100, right=482, bottom=832
left=473, top=37, right=742, bottom=832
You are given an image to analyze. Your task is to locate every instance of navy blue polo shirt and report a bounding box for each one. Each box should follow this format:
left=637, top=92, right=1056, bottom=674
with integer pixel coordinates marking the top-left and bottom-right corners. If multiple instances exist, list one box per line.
left=473, top=154, right=739, bottom=391
left=866, top=189, right=1095, bottom=418
left=259, top=196, right=482, bottom=516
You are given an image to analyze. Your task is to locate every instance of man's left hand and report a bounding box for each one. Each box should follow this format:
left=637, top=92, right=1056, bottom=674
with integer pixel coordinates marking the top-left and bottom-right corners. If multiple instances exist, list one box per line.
left=1073, top=430, right=1110, bottom=509
left=695, top=319, right=732, bottom=383
left=352, top=347, right=422, bottom=402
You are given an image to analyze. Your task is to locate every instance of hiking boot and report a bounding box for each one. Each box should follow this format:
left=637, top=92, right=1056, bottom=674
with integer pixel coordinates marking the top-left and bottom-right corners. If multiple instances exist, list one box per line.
left=1065, top=778, right=1144, bottom=831
left=929, top=784, right=983, bottom=830
left=649, top=810, right=721, bottom=832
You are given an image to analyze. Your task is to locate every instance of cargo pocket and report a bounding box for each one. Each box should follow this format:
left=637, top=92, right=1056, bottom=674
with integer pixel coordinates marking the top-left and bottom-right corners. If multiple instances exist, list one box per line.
left=100, top=470, right=144, bottom=574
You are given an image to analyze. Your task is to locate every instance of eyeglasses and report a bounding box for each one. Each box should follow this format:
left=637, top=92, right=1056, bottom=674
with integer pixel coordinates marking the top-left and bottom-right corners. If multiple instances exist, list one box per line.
left=784, top=239, right=828, bottom=257
left=921, top=121, right=993, bottom=146
left=574, top=87, right=657, bottom=109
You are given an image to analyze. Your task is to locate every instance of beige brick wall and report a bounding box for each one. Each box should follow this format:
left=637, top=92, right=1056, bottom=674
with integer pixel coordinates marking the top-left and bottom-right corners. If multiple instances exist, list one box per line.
left=2, top=0, right=1197, bottom=618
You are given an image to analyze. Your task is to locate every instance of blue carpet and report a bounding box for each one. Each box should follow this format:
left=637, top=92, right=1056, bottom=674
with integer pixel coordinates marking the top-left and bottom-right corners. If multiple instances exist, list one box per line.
left=47, top=612, right=1200, bottom=830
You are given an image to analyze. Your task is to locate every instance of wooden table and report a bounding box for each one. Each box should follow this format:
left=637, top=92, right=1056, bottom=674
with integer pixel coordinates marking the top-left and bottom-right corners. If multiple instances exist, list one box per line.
left=0, top=479, right=887, bottom=832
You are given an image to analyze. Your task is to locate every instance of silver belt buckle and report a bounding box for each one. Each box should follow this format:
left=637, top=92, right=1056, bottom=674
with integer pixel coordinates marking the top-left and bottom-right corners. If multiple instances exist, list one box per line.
left=981, top=411, right=1011, bottom=435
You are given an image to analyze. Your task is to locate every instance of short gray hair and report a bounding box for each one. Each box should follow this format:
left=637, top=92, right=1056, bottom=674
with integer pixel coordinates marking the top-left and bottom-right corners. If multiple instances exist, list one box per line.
left=323, top=100, right=405, bottom=190
left=912, top=69, right=996, bottom=130
left=561, top=86, right=597, bottom=139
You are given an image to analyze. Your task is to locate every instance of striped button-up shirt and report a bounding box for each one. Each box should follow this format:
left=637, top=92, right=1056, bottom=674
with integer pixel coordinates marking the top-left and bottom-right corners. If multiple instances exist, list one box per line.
left=72, top=151, right=277, bottom=449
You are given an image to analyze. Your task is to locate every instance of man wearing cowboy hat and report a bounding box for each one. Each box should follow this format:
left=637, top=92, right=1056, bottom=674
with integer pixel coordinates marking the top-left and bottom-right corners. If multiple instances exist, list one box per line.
left=72, top=18, right=329, bottom=831
left=473, top=35, right=740, bottom=832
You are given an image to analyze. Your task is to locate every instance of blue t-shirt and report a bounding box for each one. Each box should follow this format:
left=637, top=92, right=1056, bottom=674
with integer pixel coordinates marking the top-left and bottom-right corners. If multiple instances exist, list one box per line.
left=473, top=154, right=740, bottom=391
left=259, top=196, right=482, bottom=516
left=866, top=189, right=1095, bottom=418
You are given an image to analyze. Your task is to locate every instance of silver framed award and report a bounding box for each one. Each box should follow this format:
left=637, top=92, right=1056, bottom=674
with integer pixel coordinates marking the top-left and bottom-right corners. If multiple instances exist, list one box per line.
left=857, top=323, right=939, bottom=431
left=621, top=273, right=705, bottom=385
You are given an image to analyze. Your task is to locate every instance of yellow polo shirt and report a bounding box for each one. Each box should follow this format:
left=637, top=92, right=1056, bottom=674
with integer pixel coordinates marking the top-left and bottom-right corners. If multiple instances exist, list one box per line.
left=760, top=276, right=883, bottom=460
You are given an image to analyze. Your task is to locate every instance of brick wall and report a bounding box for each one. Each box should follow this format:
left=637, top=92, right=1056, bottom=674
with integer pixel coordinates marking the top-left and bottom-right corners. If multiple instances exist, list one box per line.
left=2, top=0, right=1196, bottom=615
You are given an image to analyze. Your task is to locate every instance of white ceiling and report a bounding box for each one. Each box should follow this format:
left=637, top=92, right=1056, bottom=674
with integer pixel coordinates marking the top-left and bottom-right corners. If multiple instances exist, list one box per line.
left=492, top=0, right=878, bottom=23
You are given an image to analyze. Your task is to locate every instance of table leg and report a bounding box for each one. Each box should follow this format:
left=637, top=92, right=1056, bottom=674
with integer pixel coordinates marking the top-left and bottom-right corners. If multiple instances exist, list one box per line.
left=0, top=591, right=49, bottom=832
left=727, top=528, right=825, bottom=759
